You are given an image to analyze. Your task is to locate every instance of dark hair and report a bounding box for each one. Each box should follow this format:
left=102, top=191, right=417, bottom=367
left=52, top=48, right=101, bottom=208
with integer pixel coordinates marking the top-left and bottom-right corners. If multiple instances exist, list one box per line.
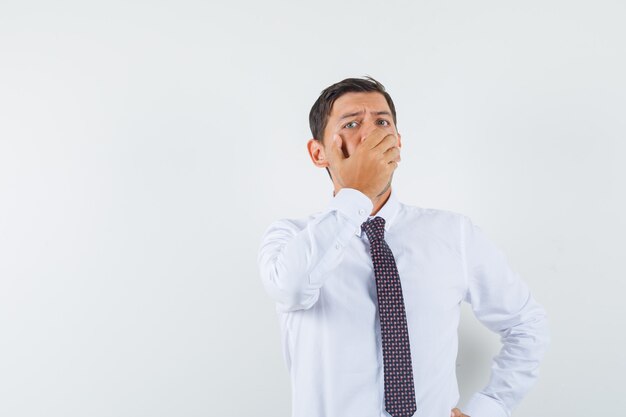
left=309, top=76, right=397, bottom=143
left=309, top=76, right=397, bottom=180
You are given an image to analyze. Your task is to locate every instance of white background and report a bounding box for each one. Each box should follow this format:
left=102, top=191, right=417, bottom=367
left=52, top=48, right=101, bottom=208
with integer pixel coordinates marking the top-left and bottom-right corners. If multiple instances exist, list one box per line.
left=1, top=1, right=624, bottom=416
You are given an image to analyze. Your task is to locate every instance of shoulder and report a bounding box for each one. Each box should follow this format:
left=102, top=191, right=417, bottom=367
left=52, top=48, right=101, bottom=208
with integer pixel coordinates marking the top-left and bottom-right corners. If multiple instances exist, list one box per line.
left=397, top=201, right=469, bottom=228
left=259, top=211, right=321, bottom=239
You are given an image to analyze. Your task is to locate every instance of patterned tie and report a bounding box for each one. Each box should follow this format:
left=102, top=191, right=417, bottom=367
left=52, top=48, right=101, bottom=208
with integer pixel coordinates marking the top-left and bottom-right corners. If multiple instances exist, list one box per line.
left=361, top=216, right=417, bottom=417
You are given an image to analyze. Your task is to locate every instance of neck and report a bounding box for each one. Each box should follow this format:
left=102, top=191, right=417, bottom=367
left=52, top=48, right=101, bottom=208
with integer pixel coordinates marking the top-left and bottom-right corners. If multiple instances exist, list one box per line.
left=370, top=187, right=392, bottom=216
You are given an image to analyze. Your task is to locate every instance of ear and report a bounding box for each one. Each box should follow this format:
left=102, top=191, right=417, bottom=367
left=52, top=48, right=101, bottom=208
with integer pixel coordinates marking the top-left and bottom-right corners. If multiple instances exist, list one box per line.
left=397, top=132, right=402, bottom=148
left=307, top=138, right=329, bottom=168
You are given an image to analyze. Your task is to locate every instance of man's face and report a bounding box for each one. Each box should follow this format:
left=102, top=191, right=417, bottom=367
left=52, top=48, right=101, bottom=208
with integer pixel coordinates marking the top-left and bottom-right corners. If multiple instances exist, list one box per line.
left=306, top=91, right=402, bottom=191
left=321, top=91, right=401, bottom=159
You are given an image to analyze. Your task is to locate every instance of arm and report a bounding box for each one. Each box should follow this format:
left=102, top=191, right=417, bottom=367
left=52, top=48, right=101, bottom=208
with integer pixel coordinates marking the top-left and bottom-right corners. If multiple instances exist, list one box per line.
left=257, top=188, right=373, bottom=312
left=460, top=216, right=550, bottom=417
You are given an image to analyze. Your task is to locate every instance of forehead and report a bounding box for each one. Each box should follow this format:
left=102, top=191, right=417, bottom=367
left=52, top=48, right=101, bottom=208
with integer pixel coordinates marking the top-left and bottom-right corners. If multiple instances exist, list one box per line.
left=329, top=91, right=390, bottom=117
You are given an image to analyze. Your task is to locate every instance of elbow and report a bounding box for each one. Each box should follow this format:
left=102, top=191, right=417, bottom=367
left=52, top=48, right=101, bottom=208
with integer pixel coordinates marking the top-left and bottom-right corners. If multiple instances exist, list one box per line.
left=502, top=308, right=551, bottom=358
left=538, top=312, right=551, bottom=352
left=260, top=263, right=320, bottom=311
left=527, top=303, right=551, bottom=351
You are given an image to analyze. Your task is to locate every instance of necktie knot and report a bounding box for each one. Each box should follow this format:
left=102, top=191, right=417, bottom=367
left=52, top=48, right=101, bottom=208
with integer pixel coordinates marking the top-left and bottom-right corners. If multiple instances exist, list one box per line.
left=361, top=216, right=386, bottom=243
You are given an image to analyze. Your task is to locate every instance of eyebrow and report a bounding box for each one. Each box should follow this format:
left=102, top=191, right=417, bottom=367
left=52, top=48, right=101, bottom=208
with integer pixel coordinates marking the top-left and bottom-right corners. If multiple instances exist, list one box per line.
left=338, top=110, right=392, bottom=121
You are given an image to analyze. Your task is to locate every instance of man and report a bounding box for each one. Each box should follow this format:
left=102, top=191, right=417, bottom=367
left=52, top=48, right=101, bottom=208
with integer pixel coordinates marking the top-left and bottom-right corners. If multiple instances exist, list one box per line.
left=257, top=76, right=549, bottom=417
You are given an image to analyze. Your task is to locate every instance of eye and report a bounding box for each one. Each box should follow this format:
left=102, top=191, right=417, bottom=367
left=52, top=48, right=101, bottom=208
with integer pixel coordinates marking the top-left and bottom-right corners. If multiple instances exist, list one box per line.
left=344, top=121, right=358, bottom=129
left=377, top=119, right=390, bottom=126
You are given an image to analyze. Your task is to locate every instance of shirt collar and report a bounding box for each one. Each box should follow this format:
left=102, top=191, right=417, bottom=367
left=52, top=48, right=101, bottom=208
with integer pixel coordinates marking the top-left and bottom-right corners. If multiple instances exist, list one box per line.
left=355, top=186, right=402, bottom=237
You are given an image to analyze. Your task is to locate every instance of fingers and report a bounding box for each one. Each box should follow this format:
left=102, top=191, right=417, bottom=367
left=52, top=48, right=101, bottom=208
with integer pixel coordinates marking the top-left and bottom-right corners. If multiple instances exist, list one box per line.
left=364, top=131, right=399, bottom=176
left=326, top=134, right=346, bottom=162
left=383, top=145, right=401, bottom=164
left=450, top=407, right=469, bottom=417
left=373, top=131, right=399, bottom=152
left=361, top=127, right=393, bottom=149
left=357, top=128, right=399, bottom=164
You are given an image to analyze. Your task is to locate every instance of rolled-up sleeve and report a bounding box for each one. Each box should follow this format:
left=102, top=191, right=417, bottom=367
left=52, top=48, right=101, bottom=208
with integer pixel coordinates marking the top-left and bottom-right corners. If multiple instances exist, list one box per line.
left=460, top=215, right=550, bottom=417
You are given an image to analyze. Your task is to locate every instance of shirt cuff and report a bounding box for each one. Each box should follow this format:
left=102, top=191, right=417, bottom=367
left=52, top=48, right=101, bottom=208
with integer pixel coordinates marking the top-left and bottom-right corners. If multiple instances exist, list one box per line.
left=326, top=188, right=373, bottom=232
left=464, top=392, right=509, bottom=417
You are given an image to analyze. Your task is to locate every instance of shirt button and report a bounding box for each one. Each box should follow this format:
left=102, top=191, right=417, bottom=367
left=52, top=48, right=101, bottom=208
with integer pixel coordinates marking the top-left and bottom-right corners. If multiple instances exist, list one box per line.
left=358, top=209, right=365, bottom=215
left=335, top=242, right=341, bottom=249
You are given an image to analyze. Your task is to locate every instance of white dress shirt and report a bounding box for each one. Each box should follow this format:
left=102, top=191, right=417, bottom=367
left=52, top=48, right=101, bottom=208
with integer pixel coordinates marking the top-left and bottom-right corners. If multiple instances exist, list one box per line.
left=257, top=187, right=550, bottom=417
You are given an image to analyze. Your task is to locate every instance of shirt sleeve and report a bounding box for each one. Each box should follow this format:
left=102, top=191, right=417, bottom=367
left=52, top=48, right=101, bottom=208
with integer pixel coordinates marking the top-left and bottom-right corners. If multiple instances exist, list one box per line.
left=257, top=188, right=373, bottom=312
left=460, top=215, right=550, bottom=417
